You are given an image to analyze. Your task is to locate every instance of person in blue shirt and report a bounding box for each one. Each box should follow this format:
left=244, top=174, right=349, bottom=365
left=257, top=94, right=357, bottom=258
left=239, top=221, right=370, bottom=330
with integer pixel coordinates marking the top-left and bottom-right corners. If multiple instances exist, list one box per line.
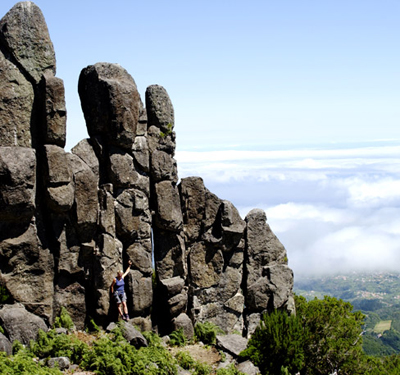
left=110, top=260, right=132, bottom=321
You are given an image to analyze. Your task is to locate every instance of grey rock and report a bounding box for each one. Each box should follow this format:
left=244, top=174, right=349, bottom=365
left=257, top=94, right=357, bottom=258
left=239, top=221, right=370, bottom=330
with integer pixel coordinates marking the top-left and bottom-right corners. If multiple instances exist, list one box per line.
left=98, top=184, right=115, bottom=237
left=41, top=74, right=66, bottom=147
left=0, top=51, right=34, bottom=147
left=147, top=125, right=176, bottom=154
left=126, top=240, right=152, bottom=275
left=237, top=360, right=260, bottom=375
left=0, top=1, right=56, bottom=84
left=71, top=138, right=100, bottom=179
left=67, top=153, right=99, bottom=242
left=78, top=62, right=140, bottom=149
left=150, top=149, right=178, bottom=183
left=153, top=230, right=186, bottom=281
left=115, top=188, right=151, bottom=242
left=48, top=356, right=70, bottom=370
left=145, top=85, right=174, bottom=132
left=108, top=147, right=149, bottom=193
left=171, top=313, right=193, bottom=340
left=0, top=304, right=48, bottom=345
left=43, top=144, right=72, bottom=184
left=168, top=289, right=188, bottom=317
left=131, top=317, right=152, bottom=332
left=132, top=136, right=150, bottom=172
left=0, top=147, right=36, bottom=221
left=216, top=334, right=248, bottom=357
left=126, top=269, right=153, bottom=315
left=154, top=180, right=183, bottom=231
left=160, top=276, right=185, bottom=298
left=0, top=224, right=54, bottom=320
left=0, top=332, right=12, bottom=355
left=179, top=177, right=206, bottom=243
left=54, top=283, right=86, bottom=331
left=106, top=321, right=148, bottom=348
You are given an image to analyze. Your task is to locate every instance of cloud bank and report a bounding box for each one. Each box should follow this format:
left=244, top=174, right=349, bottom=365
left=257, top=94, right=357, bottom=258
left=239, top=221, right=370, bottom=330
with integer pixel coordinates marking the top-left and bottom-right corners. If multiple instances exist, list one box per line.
left=175, top=142, right=400, bottom=278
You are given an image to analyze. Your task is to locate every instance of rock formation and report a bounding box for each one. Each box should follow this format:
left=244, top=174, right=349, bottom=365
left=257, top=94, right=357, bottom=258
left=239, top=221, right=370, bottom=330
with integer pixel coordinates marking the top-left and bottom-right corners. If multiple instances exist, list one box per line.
left=0, top=1, right=294, bottom=343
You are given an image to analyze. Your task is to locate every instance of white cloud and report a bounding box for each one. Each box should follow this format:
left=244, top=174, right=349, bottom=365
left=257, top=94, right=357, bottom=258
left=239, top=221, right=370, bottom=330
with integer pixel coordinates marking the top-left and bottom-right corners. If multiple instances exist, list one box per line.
left=176, top=142, right=400, bottom=277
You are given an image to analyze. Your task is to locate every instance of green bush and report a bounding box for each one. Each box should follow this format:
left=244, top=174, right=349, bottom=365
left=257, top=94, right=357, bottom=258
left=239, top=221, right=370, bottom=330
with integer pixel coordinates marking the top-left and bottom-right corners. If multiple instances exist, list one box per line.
left=169, top=328, right=187, bottom=347
left=0, top=285, right=11, bottom=304
left=194, top=321, right=223, bottom=345
left=0, top=349, right=62, bottom=374
left=53, top=307, right=74, bottom=330
left=30, top=329, right=89, bottom=364
left=240, top=309, right=304, bottom=375
left=215, top=364, right=245, bottom=375
left=175, top=351, right=196, bottom=370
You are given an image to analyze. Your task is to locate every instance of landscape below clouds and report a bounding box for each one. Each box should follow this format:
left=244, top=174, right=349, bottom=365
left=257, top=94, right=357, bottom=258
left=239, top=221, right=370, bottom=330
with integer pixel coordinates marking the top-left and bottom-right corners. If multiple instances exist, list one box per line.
left=176, top=141, right=400, bottom=278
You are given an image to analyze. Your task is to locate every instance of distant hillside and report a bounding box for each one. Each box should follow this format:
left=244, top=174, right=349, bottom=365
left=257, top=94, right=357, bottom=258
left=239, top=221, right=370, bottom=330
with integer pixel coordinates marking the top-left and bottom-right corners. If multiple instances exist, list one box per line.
left=294, top=272, right=400, bottom=356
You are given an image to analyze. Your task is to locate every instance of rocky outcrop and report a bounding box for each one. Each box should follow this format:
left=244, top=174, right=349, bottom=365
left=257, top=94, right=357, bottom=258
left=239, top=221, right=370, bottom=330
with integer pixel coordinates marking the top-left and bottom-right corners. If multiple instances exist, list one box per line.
left=0, top=1, right=294, bottom=343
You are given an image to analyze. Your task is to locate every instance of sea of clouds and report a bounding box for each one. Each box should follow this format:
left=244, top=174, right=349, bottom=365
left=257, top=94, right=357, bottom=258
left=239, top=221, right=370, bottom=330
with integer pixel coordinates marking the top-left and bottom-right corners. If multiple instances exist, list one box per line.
left=175, top=142, right=400, bottom=278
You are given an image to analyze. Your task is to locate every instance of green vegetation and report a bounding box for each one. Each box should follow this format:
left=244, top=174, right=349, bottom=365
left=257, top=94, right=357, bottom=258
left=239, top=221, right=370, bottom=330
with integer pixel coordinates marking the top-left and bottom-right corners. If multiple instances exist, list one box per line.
left=159, top=122, right=173, bottom=138
left=295, top=272, right=400, bottom=356
left=241, top=295, right=365, bottom=375
left=53, top=306, right=74, bottom=330
left=169, top=328, right=187, bottom=347
left=0, top=285, right=11, bottom=304
left=374, top=320, right=392, bottom=334
left=194, top=321, right=223, bottom=345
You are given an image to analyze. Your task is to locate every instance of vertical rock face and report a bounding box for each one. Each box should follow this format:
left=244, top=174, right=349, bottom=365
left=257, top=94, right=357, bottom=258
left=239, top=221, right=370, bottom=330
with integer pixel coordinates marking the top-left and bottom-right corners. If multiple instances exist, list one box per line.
left=0, top=2, right=294, bottom=339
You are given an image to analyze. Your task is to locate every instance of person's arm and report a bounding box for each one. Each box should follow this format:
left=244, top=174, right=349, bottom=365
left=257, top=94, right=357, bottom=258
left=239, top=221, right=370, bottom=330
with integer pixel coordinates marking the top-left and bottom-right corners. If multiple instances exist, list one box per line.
left=110, top=278, right=116, bottom=294
left=122, top=260, right=132, bottom=279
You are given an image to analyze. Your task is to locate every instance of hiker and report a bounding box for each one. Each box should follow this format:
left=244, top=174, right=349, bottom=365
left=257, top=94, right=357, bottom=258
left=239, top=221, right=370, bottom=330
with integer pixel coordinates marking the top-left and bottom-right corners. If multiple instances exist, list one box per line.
left=110, top=260, right=132, bottom=321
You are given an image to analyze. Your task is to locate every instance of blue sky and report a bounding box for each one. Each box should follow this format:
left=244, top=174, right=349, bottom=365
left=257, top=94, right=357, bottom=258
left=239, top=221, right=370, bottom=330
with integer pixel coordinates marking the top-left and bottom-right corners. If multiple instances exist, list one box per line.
left=1, top=1, right=399, bottom=277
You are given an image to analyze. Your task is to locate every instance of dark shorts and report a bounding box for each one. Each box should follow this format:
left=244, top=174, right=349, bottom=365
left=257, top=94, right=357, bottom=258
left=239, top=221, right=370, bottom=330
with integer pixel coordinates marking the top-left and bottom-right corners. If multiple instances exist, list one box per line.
left=114, top=291, right=126, bottom=304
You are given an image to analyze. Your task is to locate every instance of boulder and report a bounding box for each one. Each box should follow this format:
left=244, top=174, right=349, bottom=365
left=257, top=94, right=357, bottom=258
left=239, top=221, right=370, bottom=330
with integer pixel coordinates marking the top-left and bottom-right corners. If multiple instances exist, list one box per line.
left=216, top=334, right=248, bottom=357
left=78, top=62, right=140, bottom=149
left=126, top=240, right=152, bottom=275
left=54, top=283, right=86, bottom=331
left=171, top=313, right=194, bottom=340
left=0, top=147, right=36, bottom=221
left=0, top=304, right=48, bottom=345
left=154, top=180, right=183, bottom=232
left=0, top=224, right=54, bottom=320
left=159, top=276, right=185, bottom=298
left=48, top=357, right=70, bottom=370
left=0, top=1, right=56, bottom=84
left=145, top=85, right=174, bottom=133
left=126, top=269, right=153, bottom=315
left=0, top=51, right=34, bottom=147
left=106, top=321, right=148, bottom=348
left=236, top=361, right=260, bottom=375
left=41, top=74, right=66, bottom=147
left=0, top=332, right=12, bottom=355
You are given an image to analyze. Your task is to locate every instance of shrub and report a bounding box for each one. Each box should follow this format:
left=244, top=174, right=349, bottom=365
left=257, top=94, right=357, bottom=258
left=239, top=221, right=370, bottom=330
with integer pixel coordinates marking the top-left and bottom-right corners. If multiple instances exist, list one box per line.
left=216, top=364, right=245, bottom=375
left=194, top=321, right=223, bottom=345
left=0, top=285, right=11, bottom=304
left=169, top=328, right=187, bottom=347
left=53, top=307, right=74, bottom=330
left=175, top=351, right=196, bottom=370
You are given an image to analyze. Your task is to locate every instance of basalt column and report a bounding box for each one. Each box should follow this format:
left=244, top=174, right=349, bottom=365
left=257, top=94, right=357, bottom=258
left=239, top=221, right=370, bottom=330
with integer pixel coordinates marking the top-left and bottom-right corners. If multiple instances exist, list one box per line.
left=78, top=63, right=152, bottom=326
left=179, top=177, right=246, bottom=334
left=146, top=85, right=189, bottom=335
left=0, top=2, right=59, bottom=323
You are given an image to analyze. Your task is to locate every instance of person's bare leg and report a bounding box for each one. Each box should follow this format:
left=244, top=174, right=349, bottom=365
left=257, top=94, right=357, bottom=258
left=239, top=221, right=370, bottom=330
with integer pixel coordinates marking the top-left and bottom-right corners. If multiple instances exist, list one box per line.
left=122, top=301, right=128, bottom=315
left=117, top=303, right=124, bottom=318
